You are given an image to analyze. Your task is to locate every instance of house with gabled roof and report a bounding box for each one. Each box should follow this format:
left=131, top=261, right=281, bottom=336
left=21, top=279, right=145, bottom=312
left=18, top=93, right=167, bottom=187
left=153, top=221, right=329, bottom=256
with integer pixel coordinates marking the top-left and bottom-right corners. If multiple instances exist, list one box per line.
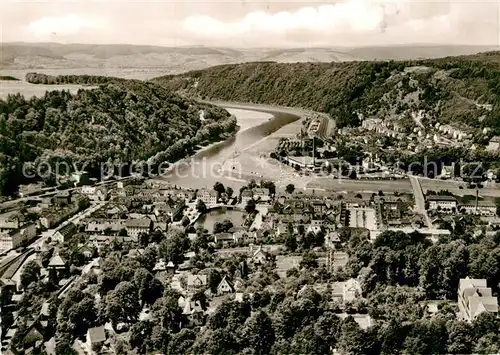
left=52, top=222, right=77, bottom=244
left=47, top=253, right=67, bottom=270
left=248, top=245, right=272, bottom=267
left=182, top=298, right=205, bottom=327
left=187, top=274, right=208, bottom=290
left=458, top=277, right=498, bottom=322
left=47, top=252, right=68, bottom=279
left=217, top=276, right=235, bottom=295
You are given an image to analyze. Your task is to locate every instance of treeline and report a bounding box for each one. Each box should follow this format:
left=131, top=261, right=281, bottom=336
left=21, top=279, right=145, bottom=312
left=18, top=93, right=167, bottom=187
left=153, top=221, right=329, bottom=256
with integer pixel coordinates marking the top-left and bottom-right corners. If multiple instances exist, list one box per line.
left=0, top=75, right=20, bottom=81
left=25, top=72, right=127, bottom=85
left=153, top=52, right=500, bottom=134
left=0, top=80, right=237, bottom=195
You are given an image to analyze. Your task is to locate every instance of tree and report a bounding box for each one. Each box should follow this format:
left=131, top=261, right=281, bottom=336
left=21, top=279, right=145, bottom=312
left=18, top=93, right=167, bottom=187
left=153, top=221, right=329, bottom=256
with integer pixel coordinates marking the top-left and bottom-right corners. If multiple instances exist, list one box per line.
left=66, top=296, right=97, bottom=336
left=248, top=179, right=258, bottom=189
left=300, top=251, right=318, bottom=269
left=150, top=324, right=170, bottom=353
left=138, top=232, right=149, bottom=247
left=284, top=234, right=297, bottom=252
left=167, top=329, right=196, bottom=355
left=242, top=310, right=275, bottom=355
left=446, top=320, right=473, bottom=354
left=181, top=215, right=190, bottom=227
left=314, top=311, right=341, bottom=346
left=134, top=268, right=163, bottom=306
left=260, top=181, right=276, bottom=195
left=208, top=269, right=222, bottom=294
left=192, top=231, right=209, bottom=252
left=213, top=219, right=233, bottom=234
left=208, top=299, right=251, bottom=330
left=337, top=316, right=366, bottom=355
left=159, top=231, right=189, bottom=265
left=213, top=181, right=225, bottom=195
left=472, top=312, right=499, bottom=341
left=137, top=245, right=157, bottom=271
left=152, top=290, right=183, bottom=331
left=20, top=260, right=40, bottom=289
left=105, top=281, right=141, bottom=326
left=226, top=186, right=234, bottom=198
left=129, top=320, right=153, bottom=353
left=78, top=198, right=90, bottom=211
left=285, top=184, right=295, bottom=194
left=474, top=333, right=500, bottom=354
left=149, top=230, right=164, bottom=244
left=245, top=199, right=256, bottom=214
left=196, top=199, right=207, bottom=213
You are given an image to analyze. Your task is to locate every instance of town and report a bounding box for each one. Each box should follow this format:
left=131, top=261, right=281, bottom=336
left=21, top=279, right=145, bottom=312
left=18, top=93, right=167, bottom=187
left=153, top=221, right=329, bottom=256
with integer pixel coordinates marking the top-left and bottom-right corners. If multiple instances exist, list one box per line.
left=0, top=162, right=498, bottom=354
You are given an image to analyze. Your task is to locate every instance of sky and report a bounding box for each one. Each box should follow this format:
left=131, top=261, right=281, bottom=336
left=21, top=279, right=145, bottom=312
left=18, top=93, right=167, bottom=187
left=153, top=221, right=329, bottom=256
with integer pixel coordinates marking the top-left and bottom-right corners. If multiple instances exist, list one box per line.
left=0, top=0, right=499, bottom=47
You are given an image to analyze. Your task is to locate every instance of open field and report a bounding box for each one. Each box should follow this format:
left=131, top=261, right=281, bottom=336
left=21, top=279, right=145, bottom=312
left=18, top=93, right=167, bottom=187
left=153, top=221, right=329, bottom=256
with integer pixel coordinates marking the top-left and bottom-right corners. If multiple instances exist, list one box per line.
left=0, top=80, right=91, bottom=99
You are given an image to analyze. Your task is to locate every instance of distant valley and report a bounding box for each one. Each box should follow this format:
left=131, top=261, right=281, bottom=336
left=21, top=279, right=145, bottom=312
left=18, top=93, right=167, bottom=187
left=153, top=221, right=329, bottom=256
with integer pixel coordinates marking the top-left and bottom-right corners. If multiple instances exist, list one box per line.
left=1, top=42, right=499, bottom=80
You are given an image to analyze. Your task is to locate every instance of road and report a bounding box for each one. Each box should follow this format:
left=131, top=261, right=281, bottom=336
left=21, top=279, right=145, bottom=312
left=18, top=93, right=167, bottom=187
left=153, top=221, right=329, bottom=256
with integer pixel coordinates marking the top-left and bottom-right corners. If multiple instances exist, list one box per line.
left=409, top=175, right=432, bottom=228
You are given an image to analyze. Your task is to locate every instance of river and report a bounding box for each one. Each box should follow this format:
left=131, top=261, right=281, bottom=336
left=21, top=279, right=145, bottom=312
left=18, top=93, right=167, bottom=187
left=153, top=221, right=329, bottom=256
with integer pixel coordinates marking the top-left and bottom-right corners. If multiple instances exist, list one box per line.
left=161, top=105, right=301, bottom=190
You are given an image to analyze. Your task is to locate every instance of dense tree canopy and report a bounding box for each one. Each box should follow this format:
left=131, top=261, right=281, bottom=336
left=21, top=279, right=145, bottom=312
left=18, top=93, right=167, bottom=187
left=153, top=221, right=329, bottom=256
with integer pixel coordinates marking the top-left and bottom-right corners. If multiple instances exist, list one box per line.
left=0, top=79, right=237, bottom=195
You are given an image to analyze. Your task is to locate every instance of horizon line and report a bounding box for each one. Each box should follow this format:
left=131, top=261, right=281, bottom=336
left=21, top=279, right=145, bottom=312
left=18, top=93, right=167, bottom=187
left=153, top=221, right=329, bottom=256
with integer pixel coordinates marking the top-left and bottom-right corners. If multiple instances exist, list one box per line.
left=2, top=41, right=500, bottom=49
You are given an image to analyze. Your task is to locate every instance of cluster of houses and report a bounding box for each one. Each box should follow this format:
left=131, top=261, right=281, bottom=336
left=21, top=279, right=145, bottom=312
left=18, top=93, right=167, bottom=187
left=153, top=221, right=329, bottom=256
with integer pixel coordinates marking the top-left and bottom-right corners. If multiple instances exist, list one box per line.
left=1, top=172, right=499, bottom=355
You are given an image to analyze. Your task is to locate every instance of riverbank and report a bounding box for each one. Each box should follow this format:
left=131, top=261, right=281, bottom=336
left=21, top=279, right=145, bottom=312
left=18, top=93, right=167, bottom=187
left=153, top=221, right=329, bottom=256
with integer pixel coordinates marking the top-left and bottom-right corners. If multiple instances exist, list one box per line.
left=158, top=108, right=273, bottom=177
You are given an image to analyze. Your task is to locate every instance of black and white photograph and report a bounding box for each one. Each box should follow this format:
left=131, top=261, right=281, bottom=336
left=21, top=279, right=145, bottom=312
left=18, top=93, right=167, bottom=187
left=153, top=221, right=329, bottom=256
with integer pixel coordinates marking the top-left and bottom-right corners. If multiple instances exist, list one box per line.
left=0, top=0, right=499, bottom=354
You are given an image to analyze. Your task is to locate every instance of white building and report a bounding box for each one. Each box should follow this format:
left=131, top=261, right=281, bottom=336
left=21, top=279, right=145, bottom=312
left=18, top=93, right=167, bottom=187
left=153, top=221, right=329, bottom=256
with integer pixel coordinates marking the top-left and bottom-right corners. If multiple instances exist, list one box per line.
left=343, top=278, right=362, bottom=302
left=460, top=201, right=497, bottom=216
left=0, top=213, right=22, bottom=232
left=81, top=186, right=108, bottom=201
left=0, top=223, right=37, bottom=252
left=427, top=195, right=458, bottom=212
left=196, top=189, right=218, bottom=206
left=253, top=188, right=271, bottom=201
left=458, top=277, right=498, bottom=322
left=187, top=274, right=208, bottom=290
left=124, top=218, right=152, bottom=240
left=217, top=276, right=235, bottom=295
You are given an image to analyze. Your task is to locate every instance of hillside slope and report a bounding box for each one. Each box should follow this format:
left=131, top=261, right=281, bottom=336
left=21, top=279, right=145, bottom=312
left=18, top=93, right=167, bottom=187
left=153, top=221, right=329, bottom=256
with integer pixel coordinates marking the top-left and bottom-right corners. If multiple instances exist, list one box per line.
left=0, top=79, right=236, bottom=195
left=152, top=52, right=500, bottom=135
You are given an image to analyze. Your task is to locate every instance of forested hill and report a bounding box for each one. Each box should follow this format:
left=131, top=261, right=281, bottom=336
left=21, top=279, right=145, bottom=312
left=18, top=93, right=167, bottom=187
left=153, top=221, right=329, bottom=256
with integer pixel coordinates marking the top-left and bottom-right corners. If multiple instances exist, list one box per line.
left=0, top=80, right=237, bottom=195
left=152, top=52, right=500, bottom=135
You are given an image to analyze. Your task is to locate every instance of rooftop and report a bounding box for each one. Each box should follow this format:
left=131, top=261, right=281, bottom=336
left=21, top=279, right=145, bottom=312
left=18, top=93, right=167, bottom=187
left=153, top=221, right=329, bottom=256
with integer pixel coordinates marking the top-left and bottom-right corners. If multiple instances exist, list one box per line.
left=125, top=218, right=152, bottom=228
left=87, top=326, right=106, bottom=344
left=426, top=195, right=457, bottom=202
